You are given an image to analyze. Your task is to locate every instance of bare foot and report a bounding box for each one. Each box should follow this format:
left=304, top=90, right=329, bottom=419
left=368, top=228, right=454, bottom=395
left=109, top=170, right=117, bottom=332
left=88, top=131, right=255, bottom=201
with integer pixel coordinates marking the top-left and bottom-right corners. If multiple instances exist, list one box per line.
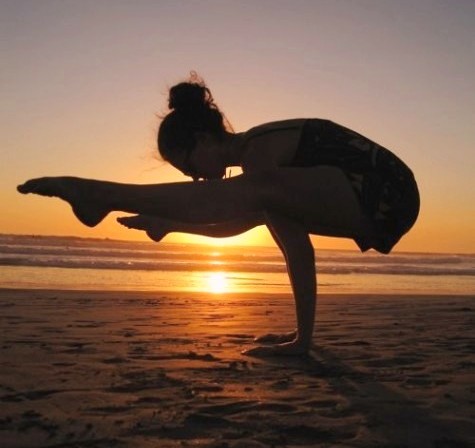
left=117, top=215, right=168, bottom=242
left=254, top=330, right=297, bottom=344
left=17, top=177, right=110, bottom=227
left=242, top=340, right=310, bottom=357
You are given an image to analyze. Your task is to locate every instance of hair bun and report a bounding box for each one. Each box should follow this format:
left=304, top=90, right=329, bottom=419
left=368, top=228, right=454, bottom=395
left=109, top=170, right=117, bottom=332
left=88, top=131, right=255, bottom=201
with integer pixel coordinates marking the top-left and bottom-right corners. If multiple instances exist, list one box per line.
left=168, top=82, right=208, bottom=113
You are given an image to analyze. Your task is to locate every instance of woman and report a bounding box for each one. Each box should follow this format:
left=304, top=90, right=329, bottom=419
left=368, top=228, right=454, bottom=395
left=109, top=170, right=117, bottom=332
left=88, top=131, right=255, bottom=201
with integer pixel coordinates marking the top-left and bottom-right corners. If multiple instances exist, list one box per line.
left=17, top=75, right=419, bottom=356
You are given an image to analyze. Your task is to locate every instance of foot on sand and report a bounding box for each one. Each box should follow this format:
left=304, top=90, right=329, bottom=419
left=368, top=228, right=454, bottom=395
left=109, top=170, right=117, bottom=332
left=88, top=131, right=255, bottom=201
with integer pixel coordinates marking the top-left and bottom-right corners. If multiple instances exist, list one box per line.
left=117, top=215, right=168, bottom=242
left=243, top=340, right=309, bottom=357
left=254, top=330, right=297, bottom=344
left=17, top=177, right=110, bottom=227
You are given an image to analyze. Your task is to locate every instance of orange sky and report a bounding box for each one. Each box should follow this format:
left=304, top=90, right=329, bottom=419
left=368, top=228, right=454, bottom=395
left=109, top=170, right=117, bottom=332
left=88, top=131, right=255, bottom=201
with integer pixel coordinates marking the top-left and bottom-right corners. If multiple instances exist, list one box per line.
left=1, top=1, right=474, bottom=253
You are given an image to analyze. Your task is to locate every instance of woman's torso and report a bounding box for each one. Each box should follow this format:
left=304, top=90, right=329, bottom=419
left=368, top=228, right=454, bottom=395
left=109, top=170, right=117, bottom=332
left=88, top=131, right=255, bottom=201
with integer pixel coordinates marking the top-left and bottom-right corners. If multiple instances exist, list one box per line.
left=241, top=118, right=383, bottom=171
left=240, top=118, right=310, bottom=171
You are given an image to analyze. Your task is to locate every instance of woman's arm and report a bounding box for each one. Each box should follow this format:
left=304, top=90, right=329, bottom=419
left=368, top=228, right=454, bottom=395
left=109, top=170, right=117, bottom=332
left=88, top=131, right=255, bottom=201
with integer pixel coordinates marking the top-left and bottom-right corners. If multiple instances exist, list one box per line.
left=244, top=212, right=316, bottom=356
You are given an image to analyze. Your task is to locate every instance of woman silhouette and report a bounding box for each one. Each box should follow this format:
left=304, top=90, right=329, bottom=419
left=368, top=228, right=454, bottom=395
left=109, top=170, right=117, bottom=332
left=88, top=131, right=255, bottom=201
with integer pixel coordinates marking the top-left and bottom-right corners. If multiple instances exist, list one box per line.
left=18, top=75, right=419, bottom=356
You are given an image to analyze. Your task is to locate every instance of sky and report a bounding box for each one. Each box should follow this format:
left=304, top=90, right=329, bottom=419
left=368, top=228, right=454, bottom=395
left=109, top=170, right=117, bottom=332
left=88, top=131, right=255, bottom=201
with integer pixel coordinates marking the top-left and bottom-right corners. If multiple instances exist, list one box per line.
left=1, top=0, right=474, bottom=253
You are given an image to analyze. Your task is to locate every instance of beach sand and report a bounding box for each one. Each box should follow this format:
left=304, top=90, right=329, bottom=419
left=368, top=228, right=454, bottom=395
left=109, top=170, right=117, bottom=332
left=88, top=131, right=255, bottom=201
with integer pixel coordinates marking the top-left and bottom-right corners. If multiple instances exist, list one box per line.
left=0, top=289, right=473, bottom=448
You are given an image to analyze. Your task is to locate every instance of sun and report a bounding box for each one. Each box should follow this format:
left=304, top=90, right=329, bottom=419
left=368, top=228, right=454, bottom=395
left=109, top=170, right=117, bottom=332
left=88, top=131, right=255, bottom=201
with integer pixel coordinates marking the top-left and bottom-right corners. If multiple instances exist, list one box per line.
left=207, top=272, right=227, bottom=294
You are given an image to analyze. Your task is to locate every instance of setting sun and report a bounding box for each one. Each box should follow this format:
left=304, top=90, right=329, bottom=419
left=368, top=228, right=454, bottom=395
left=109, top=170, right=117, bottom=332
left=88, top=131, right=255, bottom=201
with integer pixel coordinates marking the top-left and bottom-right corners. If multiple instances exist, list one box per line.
left=207, top=272, right=228, bottom=294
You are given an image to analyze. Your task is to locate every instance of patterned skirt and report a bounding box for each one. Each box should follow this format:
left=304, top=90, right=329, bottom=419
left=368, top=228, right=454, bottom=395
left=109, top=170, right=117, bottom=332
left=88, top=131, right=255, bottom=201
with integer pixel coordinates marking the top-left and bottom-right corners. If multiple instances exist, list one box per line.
left=293, top=119, right=420, bottom=254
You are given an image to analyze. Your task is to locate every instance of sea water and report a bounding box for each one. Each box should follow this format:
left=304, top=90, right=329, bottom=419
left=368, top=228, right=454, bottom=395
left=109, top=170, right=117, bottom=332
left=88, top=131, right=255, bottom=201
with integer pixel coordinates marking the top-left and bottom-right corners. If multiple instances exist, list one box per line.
left=0, top=234, right=473, bottom=295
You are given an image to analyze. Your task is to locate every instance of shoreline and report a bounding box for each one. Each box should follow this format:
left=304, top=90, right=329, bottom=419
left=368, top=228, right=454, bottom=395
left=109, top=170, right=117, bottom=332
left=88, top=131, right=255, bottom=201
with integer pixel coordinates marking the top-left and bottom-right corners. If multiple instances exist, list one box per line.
left=2, top=286, right=475, bottom=297
left=1, top=288, right=473, bottom=447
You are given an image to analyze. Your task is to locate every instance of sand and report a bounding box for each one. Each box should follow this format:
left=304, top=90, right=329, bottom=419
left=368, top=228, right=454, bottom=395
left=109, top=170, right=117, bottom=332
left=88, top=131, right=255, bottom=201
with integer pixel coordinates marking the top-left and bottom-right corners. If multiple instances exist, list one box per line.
left=0, top=288, right=474, bottom=448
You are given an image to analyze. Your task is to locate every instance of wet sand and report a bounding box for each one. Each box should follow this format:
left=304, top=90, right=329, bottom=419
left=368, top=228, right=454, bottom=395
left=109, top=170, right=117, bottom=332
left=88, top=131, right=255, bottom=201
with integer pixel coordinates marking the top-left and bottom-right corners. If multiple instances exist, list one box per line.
left=0, top=288, right=474, bottom=447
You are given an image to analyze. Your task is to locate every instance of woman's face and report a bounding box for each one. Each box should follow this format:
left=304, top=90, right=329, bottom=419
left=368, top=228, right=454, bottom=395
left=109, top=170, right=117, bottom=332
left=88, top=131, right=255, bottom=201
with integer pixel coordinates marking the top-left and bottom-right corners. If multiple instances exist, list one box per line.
left=173, top=133, right=226, bottom=181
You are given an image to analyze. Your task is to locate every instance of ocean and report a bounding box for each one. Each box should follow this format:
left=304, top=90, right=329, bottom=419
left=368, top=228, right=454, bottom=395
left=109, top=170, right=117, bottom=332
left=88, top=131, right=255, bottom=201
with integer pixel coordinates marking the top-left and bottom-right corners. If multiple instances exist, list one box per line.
left=0, top=234, right=473, bottom=295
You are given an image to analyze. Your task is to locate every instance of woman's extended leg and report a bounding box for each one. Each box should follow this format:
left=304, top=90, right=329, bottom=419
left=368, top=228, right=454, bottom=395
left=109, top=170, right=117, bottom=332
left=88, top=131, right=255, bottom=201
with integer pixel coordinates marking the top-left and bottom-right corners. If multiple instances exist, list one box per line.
left=17, top=175, right=267, bottom=227
left=17, top=166, right=369, bottom=238
left=18, top=167, right=367, bottom=236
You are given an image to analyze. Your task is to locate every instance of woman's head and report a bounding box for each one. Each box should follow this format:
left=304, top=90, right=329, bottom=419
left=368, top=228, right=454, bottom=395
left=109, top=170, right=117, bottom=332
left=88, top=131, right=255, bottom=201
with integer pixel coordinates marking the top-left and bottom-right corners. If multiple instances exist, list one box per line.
left=158, top=74, right=231, bottom=179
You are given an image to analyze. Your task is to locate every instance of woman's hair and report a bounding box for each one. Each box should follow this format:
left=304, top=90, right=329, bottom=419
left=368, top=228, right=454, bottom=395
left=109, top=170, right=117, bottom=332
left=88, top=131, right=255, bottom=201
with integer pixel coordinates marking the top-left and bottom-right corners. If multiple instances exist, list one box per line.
left=158, top=73, right=232, bottom=160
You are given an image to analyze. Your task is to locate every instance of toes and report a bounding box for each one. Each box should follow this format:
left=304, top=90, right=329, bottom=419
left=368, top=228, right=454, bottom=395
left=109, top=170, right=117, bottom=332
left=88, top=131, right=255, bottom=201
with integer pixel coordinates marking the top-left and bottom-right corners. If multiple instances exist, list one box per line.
left=17, top=178, right=55, bottom=196
left=116, top=216, right=140, bottom=229
left=17, top=180, right=37, bottom=194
